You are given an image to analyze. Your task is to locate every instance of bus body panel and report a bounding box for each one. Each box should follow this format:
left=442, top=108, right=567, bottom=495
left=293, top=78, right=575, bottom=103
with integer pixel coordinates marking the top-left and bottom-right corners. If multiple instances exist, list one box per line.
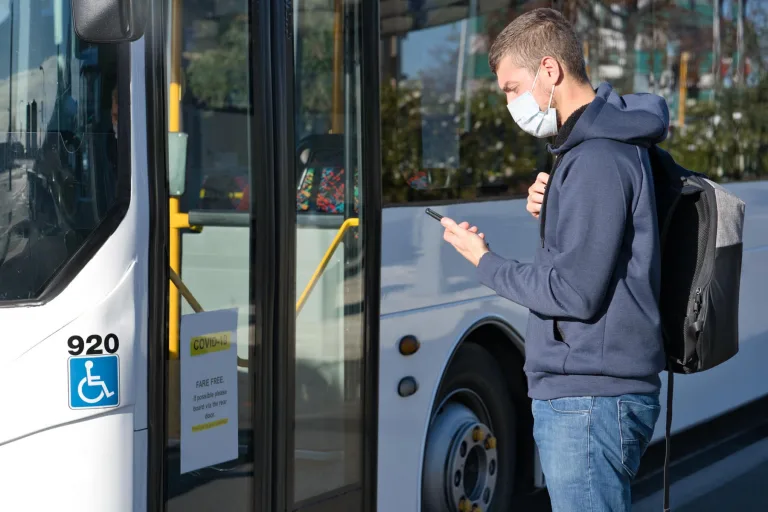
left=0, top=411, right=136, bottom=512
left=377, top=299, right=524, bottom=511
left=380, top=182, right=768, bottom=317
left=0, top=264, right=142, bottom=512
left=377, top=181, right=768, bottom=510
left=0, top=262, right=138, bottom=445
left=134, top=428, right=148, bottom=512
left=0, top=39, right=149, bottom=512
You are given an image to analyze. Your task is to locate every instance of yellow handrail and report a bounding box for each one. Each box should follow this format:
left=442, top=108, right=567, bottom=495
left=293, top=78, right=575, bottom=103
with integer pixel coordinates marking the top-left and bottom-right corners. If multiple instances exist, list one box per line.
left=167, top=0, right=185, bottom=442
left=168, top=0, right=184, bottom=360
left=170, top=267, right=249, bottom=368
left=169, top=217, right=359, bottom=364
left=169, top=0, right=349, bottom=353
left=169, top=268, right=203, bottom=313
left=296, top=217, right=359, bottom=314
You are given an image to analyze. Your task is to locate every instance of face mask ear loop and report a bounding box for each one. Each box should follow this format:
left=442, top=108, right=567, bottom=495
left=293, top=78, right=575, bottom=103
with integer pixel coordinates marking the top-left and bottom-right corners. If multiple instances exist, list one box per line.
left=547, top=82, right=555, bottom=109
left=531, top=67, right=542, bottom=91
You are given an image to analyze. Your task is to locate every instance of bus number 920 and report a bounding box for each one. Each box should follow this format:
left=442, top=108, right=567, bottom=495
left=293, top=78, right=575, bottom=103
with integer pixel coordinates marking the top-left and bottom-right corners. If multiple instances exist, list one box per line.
left=68, top=334, right=120, bottom=356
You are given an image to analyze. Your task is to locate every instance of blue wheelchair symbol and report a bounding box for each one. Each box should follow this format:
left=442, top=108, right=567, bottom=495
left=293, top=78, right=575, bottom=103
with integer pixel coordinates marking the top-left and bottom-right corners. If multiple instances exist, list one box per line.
left=69, top=355, right=120, bottom=409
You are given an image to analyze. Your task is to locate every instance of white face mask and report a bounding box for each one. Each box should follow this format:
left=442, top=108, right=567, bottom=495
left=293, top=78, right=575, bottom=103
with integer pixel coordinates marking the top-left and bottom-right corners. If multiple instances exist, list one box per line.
left=506, top=68, right=557, bottom=138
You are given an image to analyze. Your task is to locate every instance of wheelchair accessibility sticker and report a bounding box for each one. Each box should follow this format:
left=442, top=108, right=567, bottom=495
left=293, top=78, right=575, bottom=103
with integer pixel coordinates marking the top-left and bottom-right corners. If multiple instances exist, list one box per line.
left=68, top=355, right=120, bottom=409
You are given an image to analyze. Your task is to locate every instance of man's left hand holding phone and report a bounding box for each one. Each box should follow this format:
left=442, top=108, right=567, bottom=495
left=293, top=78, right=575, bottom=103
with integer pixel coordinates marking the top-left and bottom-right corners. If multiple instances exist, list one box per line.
left=426, top=208, right=491, bottom=267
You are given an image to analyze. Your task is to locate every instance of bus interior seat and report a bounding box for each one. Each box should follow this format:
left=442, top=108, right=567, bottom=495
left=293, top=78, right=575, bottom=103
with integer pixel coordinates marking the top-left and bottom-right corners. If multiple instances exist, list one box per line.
left=295, top=134, right=358, bottom=215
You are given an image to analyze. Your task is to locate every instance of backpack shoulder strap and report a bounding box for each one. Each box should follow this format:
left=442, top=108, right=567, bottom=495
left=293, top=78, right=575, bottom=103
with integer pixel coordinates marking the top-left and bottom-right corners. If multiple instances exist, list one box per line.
left=650, top=143, right=676, bottom=510
left=663, top=369, right=674, bottom=511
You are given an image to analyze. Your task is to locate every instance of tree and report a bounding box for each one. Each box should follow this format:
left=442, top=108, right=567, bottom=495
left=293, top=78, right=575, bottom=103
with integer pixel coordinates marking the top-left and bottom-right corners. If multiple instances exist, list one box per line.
left=380, top=79, right=542, bottom=204
left=662, top=74, right=768, bottom=182
left=185, top=14, right=249, bottom=110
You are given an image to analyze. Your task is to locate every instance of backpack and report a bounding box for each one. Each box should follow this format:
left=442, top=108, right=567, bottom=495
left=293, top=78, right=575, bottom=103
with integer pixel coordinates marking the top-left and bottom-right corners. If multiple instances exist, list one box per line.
left=648, top=145, right=746, bottom=511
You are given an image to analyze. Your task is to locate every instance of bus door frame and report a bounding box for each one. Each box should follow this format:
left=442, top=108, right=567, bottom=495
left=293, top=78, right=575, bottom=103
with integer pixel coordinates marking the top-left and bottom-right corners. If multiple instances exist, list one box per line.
left=145, top=1, right=381, bottom=511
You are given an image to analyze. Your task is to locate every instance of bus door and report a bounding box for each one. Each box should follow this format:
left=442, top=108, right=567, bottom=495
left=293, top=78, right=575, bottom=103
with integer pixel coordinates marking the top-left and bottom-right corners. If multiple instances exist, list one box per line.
left=150, top=1, right=381, bottom=511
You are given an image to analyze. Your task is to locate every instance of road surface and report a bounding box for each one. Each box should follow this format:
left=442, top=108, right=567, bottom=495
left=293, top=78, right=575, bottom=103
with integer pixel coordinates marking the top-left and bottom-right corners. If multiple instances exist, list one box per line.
left=633, top=436, right=768, bottom=511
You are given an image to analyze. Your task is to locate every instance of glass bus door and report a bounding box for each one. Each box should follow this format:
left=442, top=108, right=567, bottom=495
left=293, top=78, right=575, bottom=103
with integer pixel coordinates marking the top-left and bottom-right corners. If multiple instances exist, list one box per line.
left=148, top=1, right=380, bottom=511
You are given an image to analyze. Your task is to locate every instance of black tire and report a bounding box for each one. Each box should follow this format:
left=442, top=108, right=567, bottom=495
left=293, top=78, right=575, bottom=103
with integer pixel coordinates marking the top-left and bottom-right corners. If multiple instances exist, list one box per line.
left=432, top=342, right=518, bottom=512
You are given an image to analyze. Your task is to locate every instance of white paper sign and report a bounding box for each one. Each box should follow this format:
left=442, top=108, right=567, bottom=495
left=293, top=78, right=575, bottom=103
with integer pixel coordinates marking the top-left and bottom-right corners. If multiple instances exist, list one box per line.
left=180, top=308, right=239, bottom=474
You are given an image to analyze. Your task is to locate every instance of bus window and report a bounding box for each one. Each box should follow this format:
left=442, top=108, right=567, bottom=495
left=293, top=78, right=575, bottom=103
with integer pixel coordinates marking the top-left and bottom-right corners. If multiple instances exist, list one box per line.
left=295, top=134, right=359, bottom=215
left=166, top=2, right=256, bottom=510
left=0, top=0, right=126, bottom=301
left=291, top=0, right=366, bottom=504
left=379, top=11, right=549, bottom=206
left=569, top=0, right=768, bottom=183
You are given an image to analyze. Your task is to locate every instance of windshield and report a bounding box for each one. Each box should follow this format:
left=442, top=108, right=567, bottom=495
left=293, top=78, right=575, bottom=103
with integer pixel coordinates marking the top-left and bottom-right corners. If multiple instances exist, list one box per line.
left=0, top=0, right=126, bottom=301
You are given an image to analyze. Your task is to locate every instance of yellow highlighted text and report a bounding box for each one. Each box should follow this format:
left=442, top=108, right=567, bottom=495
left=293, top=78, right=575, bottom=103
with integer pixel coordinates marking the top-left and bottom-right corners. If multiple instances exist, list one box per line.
left=192, top=418, right=229, bottom=432
left=190, top=332, right=231, bottom=356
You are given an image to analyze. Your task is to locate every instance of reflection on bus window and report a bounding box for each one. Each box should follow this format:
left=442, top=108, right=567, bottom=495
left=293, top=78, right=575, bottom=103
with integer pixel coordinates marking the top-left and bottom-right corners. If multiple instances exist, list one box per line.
left=180, top=6, right=250, bottom=213
left=379, top=0, right=768, bottom=206
left=567, top=0, right=768, bottom=183
left=184, top=6, right=360, bottom=217
left=291, top=0, right=365, bottom=503
left=295, top=134, right=359, bottom=215
left=0, top=0, right=124, bottom=301
left=380, top=10, right=549, bottom=205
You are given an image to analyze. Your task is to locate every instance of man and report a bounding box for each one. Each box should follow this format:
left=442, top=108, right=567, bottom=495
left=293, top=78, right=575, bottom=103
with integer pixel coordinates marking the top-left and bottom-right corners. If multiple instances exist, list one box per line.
left=441, top=8, right=667, bottom=511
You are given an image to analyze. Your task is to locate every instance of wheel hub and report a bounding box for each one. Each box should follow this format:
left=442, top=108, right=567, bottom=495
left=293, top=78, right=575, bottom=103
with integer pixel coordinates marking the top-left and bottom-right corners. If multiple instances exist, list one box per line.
left=423, top=399, right=498, bottom=512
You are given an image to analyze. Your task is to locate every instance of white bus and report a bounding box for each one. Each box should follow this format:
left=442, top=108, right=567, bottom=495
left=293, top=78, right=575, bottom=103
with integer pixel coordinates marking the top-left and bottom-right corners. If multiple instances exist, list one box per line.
left=0, top=0, right=767, bottom=511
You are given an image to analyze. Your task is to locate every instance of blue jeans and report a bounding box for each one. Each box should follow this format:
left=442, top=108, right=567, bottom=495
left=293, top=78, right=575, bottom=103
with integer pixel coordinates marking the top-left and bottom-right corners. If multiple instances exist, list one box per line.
left=532, top=393, right=660, bottom=512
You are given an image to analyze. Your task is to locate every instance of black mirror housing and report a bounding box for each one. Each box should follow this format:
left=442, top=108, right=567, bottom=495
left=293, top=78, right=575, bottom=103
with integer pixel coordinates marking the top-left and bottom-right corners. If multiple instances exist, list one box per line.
left=71, top=0, right=147, bottom=43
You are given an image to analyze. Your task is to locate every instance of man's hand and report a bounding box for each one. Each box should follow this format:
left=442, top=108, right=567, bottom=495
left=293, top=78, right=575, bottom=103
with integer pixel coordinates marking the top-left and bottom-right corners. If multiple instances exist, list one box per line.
left=441, top=217, right=489, bottom=267
left=527, top=172, right=549, bottom=218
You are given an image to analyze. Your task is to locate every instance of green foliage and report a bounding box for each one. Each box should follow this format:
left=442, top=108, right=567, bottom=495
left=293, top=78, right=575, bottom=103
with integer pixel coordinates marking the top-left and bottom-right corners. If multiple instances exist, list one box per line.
left=185, top=15, right=249, bottom=110
left=380, top=79, right=542, bottom=203
left=662, top=76, right=768, bottom=182
left=380, top=81, right=423, bottom=204
left=182, top=9, right=767, bottom=193
left=298, top=26, right=335, bottom=117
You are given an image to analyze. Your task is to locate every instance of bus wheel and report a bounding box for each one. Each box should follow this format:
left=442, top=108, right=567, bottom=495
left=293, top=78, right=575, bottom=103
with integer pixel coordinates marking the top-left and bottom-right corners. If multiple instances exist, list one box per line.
left=422, top=343, right=517, bottom=512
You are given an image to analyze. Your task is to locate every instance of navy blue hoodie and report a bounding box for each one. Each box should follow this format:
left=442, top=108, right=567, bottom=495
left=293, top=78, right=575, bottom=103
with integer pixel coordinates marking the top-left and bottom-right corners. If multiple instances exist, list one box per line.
left=477, top=83, right=668, bottom=400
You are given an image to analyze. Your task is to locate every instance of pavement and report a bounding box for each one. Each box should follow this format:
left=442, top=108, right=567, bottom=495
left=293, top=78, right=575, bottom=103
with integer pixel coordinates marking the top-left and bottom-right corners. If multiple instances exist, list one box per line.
left=633, top=437, right=768, bottom=512
left=165, top=429, right=768, bottom=511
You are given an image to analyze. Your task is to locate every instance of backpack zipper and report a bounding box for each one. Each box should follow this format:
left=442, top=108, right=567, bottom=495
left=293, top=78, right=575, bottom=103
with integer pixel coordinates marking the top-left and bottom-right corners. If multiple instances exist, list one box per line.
left=693, top=287, right=702, bottom=314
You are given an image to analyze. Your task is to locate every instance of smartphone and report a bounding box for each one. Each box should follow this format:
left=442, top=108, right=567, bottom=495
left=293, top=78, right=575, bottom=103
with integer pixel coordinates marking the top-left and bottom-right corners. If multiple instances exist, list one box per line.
left=425, top=208, right=443, bottom=222
left=427, top=207, right=490, bottom=248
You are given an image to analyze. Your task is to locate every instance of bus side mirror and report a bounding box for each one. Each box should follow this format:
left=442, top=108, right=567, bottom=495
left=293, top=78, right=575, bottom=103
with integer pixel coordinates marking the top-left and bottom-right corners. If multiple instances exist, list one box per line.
left=71, top=0, right=147, bottom=43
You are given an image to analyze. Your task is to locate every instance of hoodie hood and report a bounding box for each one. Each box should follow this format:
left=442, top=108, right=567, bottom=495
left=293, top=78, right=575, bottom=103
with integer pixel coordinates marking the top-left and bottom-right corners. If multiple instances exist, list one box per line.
left=550, top=82, right=669, bottom=155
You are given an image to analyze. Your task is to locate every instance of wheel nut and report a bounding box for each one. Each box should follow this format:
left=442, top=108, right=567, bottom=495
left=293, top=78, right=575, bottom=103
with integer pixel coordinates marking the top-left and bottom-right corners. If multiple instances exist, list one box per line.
left=472, top=426, right=484, bottom=442
left=484, top=436, right=497, bottom=450
left=458, top=497, right=471, bottom=512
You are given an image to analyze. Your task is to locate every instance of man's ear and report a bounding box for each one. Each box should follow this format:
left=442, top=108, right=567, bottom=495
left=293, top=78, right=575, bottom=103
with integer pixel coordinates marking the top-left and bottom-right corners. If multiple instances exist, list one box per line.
left=540, top=56, right=563, bottom=87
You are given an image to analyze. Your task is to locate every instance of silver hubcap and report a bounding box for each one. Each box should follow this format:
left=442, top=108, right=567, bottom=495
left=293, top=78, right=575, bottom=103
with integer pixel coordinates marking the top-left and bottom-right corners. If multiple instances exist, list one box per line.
left=423, top=391, right=498, bottom=512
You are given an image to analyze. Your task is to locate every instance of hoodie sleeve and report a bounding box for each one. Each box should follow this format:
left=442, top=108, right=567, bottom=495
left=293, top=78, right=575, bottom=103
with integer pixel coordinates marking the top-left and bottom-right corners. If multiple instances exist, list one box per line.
left=476, top=153, right=629, bottom=320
